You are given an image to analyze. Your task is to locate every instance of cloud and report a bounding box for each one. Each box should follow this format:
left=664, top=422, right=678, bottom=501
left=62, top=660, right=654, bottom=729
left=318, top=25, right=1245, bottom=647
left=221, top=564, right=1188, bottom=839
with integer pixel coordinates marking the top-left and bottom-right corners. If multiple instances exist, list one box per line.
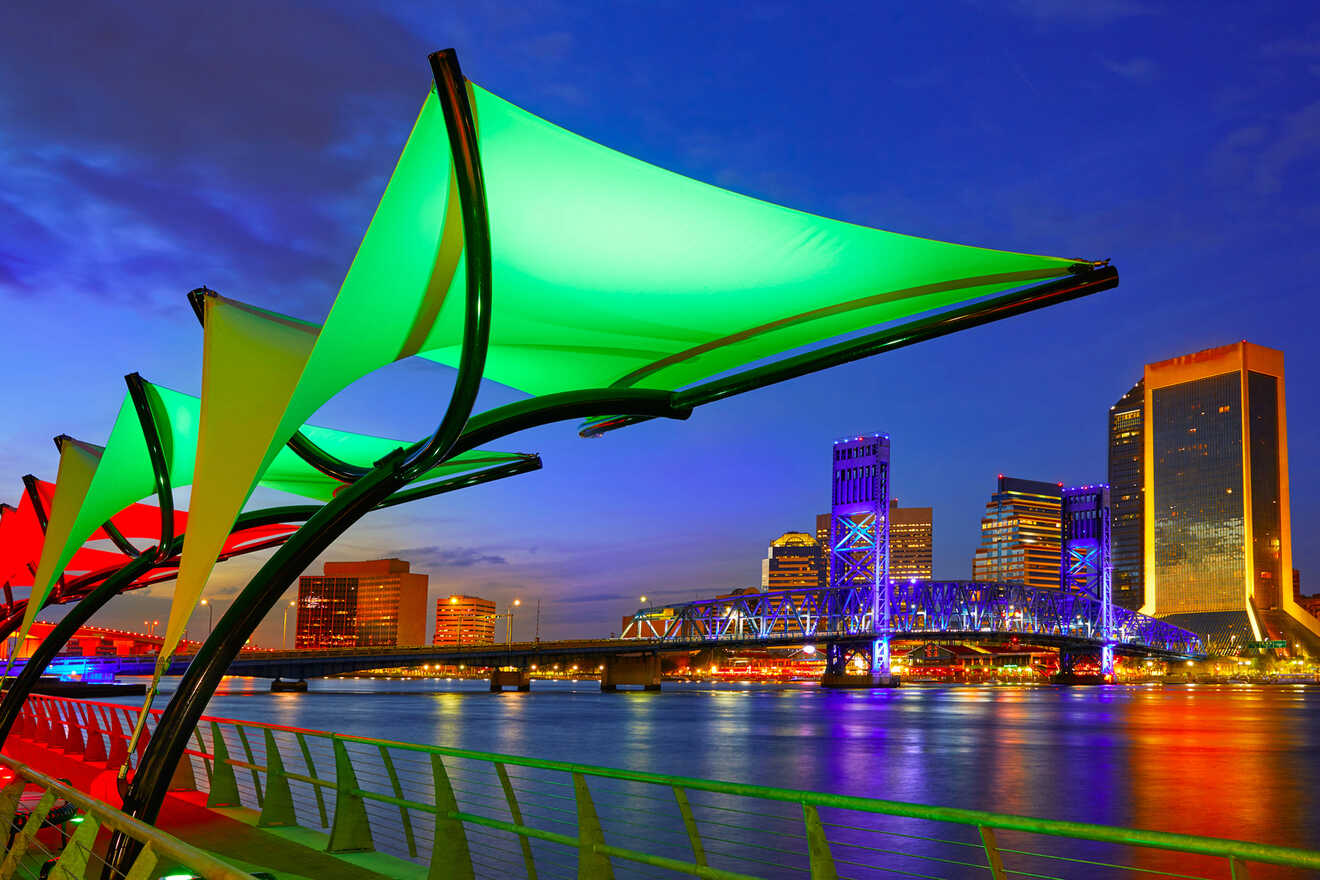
left=995, top=0, right=1157, bottom=26
left=388, top=545, right=509, bottom=568
left=1101, top=57, right=1159, bottom=82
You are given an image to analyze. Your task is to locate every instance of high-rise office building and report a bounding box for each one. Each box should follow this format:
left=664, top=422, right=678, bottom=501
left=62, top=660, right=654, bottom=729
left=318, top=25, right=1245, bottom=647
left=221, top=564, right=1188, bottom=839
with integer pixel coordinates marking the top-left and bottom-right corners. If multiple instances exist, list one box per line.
left=1142, top=341, right=1319, bottom=651
left=434, top=595, right=497, bottom=646
left=761, top=532, right=827, bottom=590
left=295, top=558, right=427, bottom=649
left=1108, top=380, right=1145, bottom=610
left=889, top=500, right=933, bottom=581
left=971, top=477, right=1063, bottom=590
left=815, top=513, right=832, bottom=582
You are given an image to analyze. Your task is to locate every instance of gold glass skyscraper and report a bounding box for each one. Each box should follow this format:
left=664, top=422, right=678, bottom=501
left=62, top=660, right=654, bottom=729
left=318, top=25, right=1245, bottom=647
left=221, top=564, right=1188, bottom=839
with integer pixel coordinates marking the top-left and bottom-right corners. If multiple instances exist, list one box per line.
left=1142, top=341, right=1319, bottom=651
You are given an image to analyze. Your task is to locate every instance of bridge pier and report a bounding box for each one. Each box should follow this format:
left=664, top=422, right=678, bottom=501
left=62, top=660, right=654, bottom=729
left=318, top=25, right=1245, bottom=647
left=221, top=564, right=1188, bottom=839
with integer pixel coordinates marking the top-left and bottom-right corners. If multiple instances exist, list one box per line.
left=270, top=678, right=307, bottom=693
left=820, top=643, right=899, bottom=688
left=601, top=655, right=660, bottom=692
left=490, top=669, right=531, bottom=692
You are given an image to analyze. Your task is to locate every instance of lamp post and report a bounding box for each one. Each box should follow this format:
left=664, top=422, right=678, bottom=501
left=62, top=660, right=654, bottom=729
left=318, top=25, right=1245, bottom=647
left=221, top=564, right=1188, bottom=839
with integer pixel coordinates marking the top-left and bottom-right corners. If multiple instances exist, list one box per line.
left=500, top=599, right=521, bottom=644
left=200, top=599, right=213, bottom=637
left=281, top=599, right=296, bottom=649
left=449, top=596, right=462, bottom=647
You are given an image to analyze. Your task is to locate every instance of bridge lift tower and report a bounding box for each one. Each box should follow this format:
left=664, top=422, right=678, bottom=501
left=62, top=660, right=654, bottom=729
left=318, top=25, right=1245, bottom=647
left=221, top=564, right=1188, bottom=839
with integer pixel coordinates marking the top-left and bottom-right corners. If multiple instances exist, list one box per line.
left=1061, top=484, right=1115, bottom=676
left=827, top=433, right=896, bottom=685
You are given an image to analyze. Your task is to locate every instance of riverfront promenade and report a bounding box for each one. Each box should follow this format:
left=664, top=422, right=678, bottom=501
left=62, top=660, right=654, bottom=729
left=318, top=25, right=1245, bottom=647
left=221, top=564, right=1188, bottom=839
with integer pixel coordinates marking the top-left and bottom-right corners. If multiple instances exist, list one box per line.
left=3, top=690, right=1320, bottom=878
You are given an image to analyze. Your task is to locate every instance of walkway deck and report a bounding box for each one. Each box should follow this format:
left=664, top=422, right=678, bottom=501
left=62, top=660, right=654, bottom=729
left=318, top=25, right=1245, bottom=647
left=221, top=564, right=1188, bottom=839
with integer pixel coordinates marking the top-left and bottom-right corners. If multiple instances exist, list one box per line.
left=2, top=737, right=411, bottom=879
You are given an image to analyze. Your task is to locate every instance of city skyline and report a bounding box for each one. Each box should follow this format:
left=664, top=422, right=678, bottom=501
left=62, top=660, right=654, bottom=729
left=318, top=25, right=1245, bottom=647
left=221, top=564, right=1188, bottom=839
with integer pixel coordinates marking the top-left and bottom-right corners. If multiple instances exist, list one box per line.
left=2, top=5, right=1318, bottom=644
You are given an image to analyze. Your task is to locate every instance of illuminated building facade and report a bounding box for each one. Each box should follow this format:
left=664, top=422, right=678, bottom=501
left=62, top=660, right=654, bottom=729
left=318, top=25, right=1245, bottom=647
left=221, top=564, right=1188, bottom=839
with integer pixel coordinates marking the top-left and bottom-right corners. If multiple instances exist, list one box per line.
left=1142, top=341, right=1319, bottom=651
left=815, top=513, right=832, bottom=583
left=1108, top=380, right=1145, bottom=610
left=761, top=532, right=827, bottom=590
left=971, top=477, right=1062, bottom=590
left=434, top=594, right=497, bottom=646
left=889, top=500, right=933, bottom=581
left=295, top=558, right=428, bottom=649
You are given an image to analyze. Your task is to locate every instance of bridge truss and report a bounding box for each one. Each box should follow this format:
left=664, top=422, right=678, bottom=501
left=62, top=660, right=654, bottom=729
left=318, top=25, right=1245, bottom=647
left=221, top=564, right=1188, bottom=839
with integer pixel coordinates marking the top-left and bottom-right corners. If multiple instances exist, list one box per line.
left=624, top=580, right=1202, bottom=658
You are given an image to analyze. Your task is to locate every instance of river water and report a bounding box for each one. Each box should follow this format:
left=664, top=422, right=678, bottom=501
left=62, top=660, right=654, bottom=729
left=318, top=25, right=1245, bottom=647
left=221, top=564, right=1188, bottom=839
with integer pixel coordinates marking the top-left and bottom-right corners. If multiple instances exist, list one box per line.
left=161, top=678, right=1317, bottom=849
left=103, top=677, right=1320, bottom=876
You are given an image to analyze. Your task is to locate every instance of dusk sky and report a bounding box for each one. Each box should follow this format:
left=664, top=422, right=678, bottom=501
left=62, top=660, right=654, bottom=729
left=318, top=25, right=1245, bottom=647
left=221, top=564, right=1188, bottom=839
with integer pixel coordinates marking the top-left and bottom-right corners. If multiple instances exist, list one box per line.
left=2, top=2, right=1318, bottom=645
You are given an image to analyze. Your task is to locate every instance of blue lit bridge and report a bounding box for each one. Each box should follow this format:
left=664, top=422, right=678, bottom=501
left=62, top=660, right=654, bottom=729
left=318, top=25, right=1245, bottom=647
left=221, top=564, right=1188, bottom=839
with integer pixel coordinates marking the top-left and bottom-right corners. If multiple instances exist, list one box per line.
left=27, top=579, right=1200, bottom=689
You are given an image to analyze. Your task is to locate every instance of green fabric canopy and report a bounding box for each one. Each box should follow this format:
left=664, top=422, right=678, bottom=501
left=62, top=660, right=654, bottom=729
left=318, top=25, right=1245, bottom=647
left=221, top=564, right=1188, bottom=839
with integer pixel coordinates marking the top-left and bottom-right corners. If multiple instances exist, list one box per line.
left=168, top=77, right=1098, bottom=664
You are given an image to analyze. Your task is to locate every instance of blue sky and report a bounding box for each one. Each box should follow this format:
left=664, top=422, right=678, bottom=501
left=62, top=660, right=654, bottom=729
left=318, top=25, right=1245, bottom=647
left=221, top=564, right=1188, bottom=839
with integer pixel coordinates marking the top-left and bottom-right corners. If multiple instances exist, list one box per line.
left=2, top=2, right=1318, bottom=644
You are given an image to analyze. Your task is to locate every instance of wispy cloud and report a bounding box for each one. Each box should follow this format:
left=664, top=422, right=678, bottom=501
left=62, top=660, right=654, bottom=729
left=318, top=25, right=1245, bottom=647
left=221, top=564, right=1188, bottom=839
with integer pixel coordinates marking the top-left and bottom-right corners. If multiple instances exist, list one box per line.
left=389, top=545, right=509, bottom=568
left=996, top=0, right=1157, bottom=26
left=1101, top=57, right=1159, bottom=82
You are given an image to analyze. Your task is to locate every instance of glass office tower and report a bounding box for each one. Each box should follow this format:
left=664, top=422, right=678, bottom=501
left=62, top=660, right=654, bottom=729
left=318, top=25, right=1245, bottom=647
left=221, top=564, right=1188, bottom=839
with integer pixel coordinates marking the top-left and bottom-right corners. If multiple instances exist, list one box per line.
left=1108, top=380, right=1145, bottom=610
left=1143, top=342, right=1318, bottom=652
left=971, top=477, right=1063, bottom=590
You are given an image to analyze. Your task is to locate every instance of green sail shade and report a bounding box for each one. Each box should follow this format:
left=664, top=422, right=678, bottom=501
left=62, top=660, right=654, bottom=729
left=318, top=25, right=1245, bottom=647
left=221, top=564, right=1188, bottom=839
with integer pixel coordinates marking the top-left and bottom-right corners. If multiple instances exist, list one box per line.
left=169, top=74, right=1098, bottom=666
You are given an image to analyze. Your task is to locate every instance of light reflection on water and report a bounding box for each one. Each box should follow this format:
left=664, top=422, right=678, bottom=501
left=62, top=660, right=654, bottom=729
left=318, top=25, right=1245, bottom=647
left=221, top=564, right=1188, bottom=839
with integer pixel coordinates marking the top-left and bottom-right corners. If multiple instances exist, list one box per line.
left=126, top=677, right=1320, bottom=854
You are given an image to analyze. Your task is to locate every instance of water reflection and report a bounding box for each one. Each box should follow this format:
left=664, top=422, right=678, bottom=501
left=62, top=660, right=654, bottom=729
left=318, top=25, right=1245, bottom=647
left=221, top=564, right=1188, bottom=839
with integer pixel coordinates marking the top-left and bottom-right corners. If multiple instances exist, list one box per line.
left=119, top=677, right=1320, bottom=860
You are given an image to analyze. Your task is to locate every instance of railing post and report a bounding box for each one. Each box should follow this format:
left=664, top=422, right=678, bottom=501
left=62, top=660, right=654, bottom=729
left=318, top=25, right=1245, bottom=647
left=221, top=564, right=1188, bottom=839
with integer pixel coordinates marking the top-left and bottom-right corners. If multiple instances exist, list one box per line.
left=979, top=825, right=1008, bottom=879
left=803, top=804, right=838, bottom=880
left=327, top=738, right=374, bottom=853
left=123, top=841, right=159, bottom=880
left=50, top=813, right=101, bottom=878
left=85, top=707, right=107, bottom=763
left=672, top=786, right=706, bottom=867
left=235, top=726, right=264, bottom=807
left=296, top=731, right=329, bottom=828
left=428, top=754, right=474, bottom=880
left=0, top=789, right=54, bottom=875
left=257, top=729, right=295, bottom=826
left=1230, top=854, right=1251, bottom=880
left=206, top=722, right=241, bottom=807
left=496, top=762, right=537, bottom=880
left=573, top=772, right=614, bottom=880
left=61, top=701, right=84, bottom=754
left=379, top=744, right=417, bottom=857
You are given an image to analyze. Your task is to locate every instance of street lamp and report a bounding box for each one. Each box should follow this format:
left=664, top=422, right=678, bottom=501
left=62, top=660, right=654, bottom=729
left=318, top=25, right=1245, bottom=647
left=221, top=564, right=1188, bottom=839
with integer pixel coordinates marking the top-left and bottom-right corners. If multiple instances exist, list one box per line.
left=200, top=599, right=214, bottom=638
left=640, top=595, right=648, bottom=605
left=503, top=599, right=521, bottom=644
left=281, top=599, right=296, bottom=649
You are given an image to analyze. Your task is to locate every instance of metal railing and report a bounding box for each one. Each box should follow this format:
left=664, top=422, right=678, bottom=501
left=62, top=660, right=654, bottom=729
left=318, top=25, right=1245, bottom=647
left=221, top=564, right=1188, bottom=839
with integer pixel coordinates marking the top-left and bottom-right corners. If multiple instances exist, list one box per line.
left=12, top=694, right=1320, bottom=879
left=0, top=753, right=256, bottom=880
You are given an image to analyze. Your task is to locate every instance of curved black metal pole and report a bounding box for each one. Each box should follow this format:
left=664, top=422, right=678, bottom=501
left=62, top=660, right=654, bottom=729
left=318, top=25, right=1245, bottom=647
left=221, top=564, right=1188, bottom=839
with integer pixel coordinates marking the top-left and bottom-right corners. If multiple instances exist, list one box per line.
left=125, top=372, right=176, bottom=556
left=107, top=47, right=666, bottom=870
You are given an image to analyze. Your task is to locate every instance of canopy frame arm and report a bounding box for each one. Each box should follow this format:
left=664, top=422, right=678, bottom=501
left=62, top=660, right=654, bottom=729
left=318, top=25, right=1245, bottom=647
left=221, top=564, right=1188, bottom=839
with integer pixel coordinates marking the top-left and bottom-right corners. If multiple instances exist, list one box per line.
left=125, top=372, right=176, bottom=562
left=580, top=264, right=1119, bottom=437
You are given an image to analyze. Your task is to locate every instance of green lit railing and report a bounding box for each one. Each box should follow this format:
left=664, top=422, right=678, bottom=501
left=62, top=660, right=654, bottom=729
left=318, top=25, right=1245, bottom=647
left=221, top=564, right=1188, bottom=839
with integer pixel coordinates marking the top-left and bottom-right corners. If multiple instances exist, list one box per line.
left=13, top=694, right=1320, bottom=879
left=0, top=754, right=256, bottom=880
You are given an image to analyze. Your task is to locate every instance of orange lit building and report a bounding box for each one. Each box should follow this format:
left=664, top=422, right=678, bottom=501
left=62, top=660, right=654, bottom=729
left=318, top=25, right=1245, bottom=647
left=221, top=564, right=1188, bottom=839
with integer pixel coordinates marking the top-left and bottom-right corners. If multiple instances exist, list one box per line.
left=434, top=594, right=497, bottom=646
left=761, top=532, right=826, bottom=590
left=295, top=558, right=427, bottom=648
left=1141, top=341, right=1320, bottom=652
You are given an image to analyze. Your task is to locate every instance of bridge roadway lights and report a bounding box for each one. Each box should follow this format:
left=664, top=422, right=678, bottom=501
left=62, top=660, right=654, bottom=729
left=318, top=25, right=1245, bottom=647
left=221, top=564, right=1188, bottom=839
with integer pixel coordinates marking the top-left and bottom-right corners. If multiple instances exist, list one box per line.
left=270, top=679, right=308, bottom=693
left=601, top=655, right=661, bottom=692
left=490, top=669, right=531, bottom=692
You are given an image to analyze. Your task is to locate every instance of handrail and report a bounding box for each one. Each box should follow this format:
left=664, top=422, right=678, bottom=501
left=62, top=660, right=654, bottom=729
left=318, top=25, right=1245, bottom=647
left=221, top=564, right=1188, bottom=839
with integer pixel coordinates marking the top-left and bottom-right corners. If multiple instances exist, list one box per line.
left=18, top=693, right=1320, bottom=876
left=1, top=755, right=258, bottom=880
